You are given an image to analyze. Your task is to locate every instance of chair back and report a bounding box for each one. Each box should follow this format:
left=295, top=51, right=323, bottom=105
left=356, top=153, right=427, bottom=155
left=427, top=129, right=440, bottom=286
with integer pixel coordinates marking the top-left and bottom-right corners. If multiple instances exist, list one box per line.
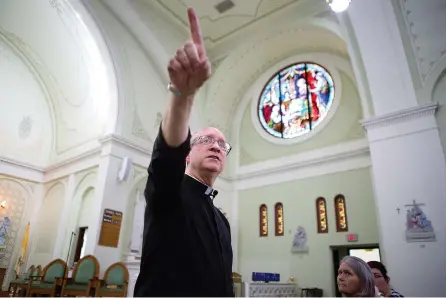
left=24, top=265, right=35, bottom=280
left=232, top=272, right=242, bottom=283
left=42, top=259, right=67, bottom=283
left=104, top=262, right=129, bottom=286
left=32, top=265, right=42, bottom=277
left=72, top=255, right=99, bottom=284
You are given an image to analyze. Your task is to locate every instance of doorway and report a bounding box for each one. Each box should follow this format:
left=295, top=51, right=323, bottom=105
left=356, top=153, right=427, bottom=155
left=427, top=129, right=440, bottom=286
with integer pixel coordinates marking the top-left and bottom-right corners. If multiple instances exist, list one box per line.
left=73, top=227, right=88, bottom=264
left=331, top=244, right=380, bottom=297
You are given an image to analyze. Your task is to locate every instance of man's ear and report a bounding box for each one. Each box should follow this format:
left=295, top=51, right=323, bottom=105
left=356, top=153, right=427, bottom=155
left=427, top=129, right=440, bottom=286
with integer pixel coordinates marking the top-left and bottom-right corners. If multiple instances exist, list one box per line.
left=186, top=155, right=190, bottom=165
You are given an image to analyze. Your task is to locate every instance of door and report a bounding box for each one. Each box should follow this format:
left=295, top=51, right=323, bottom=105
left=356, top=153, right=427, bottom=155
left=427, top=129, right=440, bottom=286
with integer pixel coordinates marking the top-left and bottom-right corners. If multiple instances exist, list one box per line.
left=73, top=227, right=88, bottom=263
left=348, top=247, right=381, bottom=263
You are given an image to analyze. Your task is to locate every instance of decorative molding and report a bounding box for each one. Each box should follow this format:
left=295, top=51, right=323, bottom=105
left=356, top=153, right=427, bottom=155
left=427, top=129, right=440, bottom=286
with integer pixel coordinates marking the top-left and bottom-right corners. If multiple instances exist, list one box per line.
left=399, top=0, right=446, bottom=83
left=238, top=138, right=368, bottom=178
left=99, top=133, right=151, bottom=155
left=234, top=138, right=370, bottom=190
left=131, top=111, right=151, bottom=141
left=361, top=103, right=437, bottom=131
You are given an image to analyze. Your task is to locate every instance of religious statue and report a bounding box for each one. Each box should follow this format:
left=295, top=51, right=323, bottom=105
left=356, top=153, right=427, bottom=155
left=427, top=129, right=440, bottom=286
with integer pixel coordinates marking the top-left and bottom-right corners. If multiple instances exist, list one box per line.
left=0, top=217, right=12, bottom=249
left=291, top=226, right=308, bottom=252
left=405, top=200, right=436, bottom=242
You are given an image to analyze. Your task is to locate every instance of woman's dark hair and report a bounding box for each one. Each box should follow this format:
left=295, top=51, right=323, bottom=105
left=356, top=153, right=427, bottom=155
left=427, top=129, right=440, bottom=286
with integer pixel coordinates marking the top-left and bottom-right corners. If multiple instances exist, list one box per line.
left=368, top=261, right=390, bottom=283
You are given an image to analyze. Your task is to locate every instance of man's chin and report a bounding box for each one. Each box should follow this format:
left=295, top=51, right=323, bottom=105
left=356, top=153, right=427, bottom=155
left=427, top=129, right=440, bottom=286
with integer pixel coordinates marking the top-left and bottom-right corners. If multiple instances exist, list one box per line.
left=203, top=163, right=222, bottom=173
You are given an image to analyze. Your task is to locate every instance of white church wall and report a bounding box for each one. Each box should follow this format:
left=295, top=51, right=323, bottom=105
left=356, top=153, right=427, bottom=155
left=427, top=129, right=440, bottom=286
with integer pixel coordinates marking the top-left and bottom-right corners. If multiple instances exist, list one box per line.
left=347, top=1, right=446, bottom=296
left=28, top=180, right=65, bottom=268
left=0, top=0, right=118, bottom=168
left=83, top=0, right=204, bottom=152
left=237, top=167, right=379, bottom=296
left=392, top=0, right=446, bottom=106
left=58, top=170, right=97, bottom=267
left=432, top=72, right=446, bottom=153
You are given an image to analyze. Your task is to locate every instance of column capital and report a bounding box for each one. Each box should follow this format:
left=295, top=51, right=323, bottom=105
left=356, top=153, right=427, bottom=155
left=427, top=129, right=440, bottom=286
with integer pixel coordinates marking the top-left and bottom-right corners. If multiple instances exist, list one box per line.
left=361, top=103, right=438, bottom=142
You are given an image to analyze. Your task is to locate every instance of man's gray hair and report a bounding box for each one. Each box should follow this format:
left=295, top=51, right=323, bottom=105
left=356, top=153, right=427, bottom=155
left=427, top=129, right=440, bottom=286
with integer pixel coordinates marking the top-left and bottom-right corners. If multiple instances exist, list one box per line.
left=340, top=256, right=376, bottom=297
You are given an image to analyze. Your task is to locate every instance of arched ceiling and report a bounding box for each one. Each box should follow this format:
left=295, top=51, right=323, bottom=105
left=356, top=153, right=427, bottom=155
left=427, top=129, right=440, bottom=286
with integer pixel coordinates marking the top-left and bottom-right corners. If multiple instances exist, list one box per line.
left=129, top=0, right=332, bottom=59
left=0, top=0, right=117, bottom=165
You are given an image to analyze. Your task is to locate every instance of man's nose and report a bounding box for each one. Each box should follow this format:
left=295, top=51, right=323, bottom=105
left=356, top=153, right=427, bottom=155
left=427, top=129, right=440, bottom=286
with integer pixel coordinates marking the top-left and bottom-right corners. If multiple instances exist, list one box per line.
left=209, top=144, right=220, bottom=152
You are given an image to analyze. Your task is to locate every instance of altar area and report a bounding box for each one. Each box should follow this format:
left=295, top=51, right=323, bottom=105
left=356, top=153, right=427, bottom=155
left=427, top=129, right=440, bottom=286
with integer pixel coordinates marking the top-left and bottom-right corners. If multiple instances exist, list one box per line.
left=123, top=252, right=299, bottom=297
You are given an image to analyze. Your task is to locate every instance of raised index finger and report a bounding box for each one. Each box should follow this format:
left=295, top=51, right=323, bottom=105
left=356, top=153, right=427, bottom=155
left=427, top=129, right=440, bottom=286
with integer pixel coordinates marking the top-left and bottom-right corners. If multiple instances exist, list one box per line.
left=187, top=8, right=206, bottom=59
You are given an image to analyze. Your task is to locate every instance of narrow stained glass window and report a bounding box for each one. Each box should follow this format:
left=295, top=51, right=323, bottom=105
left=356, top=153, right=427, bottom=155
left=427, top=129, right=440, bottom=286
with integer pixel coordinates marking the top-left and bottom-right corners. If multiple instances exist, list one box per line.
left=316, top=197, right=328, bottom=234
left=334, top=194, right=348, bottom=232
left=260, top=204, right=268, bottom=237
left=274, top=203, right=284, bottom=236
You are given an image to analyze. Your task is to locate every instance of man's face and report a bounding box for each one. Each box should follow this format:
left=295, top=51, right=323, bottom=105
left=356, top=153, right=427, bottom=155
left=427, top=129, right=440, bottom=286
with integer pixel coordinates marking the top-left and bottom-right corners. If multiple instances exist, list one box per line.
left=188, top=127, right=230, bottom=174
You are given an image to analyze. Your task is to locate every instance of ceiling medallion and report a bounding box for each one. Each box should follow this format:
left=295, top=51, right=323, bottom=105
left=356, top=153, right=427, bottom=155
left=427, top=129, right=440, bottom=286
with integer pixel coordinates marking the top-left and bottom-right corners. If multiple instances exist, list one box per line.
left=326, top=0, right=351, bottom=13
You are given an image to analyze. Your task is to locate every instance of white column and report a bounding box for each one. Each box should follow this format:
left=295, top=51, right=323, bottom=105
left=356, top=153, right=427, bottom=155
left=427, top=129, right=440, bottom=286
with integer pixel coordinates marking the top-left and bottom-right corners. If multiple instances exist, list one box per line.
left=84, top=139, right=135, bottom=275
left=53, top=173, right=77, bottom=259
left=346, top=1, right=446, bottom=296
left=347, top=0, right=418, bottom=114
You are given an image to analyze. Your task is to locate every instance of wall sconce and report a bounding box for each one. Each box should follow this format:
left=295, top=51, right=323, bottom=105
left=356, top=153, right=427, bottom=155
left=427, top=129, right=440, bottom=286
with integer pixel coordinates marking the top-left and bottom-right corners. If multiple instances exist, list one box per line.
left=1, top=201, right=7, bottom=208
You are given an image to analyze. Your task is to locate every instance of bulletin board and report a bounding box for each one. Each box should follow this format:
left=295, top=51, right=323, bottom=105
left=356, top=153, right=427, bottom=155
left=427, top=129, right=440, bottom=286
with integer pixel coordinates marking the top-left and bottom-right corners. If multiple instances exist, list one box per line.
left=98, top=209, right=123, bottom=248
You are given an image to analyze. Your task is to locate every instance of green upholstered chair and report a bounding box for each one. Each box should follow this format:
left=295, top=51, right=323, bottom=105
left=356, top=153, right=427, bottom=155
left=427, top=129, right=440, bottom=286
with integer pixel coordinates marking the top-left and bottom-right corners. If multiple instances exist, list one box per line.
left=61, top=255, right=100, bottom=297
left=94, top=262, right=129, bottom=297
left=27, top=258, right=67, bottom=297
left=8, top=265, right=35, bottom=296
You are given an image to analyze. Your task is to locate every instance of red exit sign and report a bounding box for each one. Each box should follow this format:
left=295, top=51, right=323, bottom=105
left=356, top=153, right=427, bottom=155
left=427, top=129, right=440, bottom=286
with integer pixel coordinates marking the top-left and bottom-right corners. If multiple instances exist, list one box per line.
left=347, top=233, right=358, bottom=242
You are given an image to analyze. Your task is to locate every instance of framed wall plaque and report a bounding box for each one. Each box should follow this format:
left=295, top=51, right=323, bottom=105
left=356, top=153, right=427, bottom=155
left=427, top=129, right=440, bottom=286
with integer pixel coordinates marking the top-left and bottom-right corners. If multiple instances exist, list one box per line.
left=98, top=209, right=123, bottom=247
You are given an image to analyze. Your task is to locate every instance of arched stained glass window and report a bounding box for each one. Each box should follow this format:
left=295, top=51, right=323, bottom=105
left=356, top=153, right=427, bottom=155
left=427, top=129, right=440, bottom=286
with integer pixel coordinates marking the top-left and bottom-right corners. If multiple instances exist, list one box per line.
left=316, top=197, right=328, bottom=234
left=334, top=194, right=348, bottom=232
left=258, top=62, right=335, bottom=139
left=259, top=204, right=268, bottom=237
left=274, top=202, right=284, bottom=236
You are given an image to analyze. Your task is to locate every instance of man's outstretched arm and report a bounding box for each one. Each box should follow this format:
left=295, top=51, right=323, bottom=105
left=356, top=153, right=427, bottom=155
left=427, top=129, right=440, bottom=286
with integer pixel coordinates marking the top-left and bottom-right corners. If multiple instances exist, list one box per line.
left=146, top=7, right=211, bottom=205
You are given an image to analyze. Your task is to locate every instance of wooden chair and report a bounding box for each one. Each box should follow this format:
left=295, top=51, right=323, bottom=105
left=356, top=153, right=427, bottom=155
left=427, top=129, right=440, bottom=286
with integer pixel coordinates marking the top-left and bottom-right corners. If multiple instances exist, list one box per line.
left=17, top=265, right=42, bottom=296
left=61, top=255, right=100, bottom=297
left=8, top=265, right=34, bottom=296
left=94, top=262, right=129, bottom=297
left=27, top=259, right=67, bottom=297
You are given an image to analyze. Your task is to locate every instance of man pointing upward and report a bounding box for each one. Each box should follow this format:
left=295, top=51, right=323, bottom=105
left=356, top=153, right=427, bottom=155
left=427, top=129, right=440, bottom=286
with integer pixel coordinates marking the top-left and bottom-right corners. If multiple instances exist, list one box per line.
left=133, top=8, right=234, bottom=297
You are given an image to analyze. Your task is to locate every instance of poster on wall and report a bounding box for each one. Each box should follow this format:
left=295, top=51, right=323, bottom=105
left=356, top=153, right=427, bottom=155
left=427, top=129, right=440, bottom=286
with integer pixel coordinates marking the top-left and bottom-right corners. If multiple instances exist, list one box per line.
left=98, top=209, right=123, bottom=248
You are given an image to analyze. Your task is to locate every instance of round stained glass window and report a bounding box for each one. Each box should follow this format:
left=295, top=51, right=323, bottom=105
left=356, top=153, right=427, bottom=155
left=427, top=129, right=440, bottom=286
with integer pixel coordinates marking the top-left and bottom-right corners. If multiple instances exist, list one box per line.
left=258, top=62, right=335, bottom=139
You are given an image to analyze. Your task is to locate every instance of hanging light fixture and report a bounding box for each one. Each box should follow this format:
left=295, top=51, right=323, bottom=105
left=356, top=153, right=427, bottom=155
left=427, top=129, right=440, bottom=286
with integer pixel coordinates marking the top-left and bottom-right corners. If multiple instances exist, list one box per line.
left=326, top=0, right=351, bottom=13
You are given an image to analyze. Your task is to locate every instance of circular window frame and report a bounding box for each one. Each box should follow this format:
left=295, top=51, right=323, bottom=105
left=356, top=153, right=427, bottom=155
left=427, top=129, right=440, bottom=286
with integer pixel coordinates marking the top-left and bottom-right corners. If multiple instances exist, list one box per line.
left=250, top=54, right=343, bottom=145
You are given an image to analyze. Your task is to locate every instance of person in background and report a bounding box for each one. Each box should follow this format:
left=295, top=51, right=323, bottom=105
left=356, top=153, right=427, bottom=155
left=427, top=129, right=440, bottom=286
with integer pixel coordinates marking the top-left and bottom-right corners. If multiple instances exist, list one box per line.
left=368, top=261, right=404, bottom=297
left=337, top=256, right=377, bottom=297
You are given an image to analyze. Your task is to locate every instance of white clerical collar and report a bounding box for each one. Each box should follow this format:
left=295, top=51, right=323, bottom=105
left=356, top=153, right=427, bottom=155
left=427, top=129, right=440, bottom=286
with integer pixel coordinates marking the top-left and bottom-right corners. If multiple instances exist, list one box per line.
left=185, top=173, right=217, bottom=198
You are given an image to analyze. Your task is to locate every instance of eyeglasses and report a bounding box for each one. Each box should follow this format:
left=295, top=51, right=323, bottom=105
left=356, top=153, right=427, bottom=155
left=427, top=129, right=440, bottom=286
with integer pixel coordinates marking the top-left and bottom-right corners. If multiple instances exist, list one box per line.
left=191, top=135, right=232, bottom=155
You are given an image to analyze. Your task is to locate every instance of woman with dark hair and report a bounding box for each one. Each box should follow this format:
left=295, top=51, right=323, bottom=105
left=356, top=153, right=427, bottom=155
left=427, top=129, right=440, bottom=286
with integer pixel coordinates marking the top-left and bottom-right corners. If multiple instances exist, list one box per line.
left=368, top=261, right=404, bottom=297
left=337, top=256, right=377, bottom=297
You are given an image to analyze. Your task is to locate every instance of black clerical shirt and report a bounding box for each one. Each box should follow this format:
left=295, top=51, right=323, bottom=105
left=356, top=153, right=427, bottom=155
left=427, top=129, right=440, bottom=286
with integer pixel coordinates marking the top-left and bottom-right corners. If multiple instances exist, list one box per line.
left=133, top=127, right=234, bottom=297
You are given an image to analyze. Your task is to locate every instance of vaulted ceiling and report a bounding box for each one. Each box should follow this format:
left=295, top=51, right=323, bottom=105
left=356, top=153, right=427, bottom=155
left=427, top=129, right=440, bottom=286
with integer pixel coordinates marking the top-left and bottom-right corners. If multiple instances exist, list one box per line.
left=129, top=0, right=332, bottom=58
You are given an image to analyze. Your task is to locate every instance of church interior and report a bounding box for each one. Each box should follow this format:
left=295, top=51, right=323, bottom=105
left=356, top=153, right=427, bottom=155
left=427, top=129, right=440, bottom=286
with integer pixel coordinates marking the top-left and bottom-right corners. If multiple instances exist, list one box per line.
left=0, top=0, right=445, bottom=296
